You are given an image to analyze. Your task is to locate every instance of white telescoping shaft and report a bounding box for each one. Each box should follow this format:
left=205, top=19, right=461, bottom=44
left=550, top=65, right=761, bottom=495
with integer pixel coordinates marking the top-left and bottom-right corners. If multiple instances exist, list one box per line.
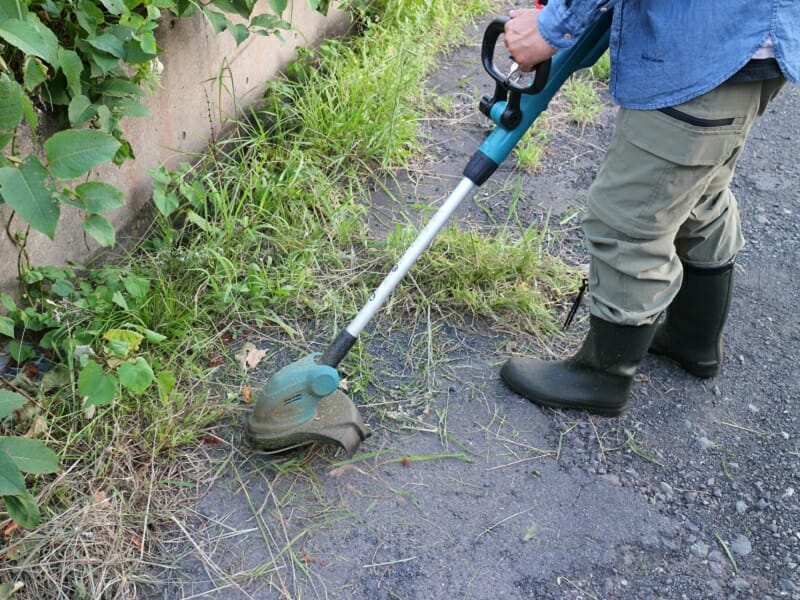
left=346, top=177, right=476, bottom=337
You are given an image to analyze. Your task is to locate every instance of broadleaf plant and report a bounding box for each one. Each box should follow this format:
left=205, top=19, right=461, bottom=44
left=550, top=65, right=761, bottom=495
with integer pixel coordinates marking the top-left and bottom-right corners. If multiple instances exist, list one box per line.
left=0, top=0, right=331, bottom=531
left=0, top=390, right=60, bottom=528
left=0, top=0, right=329, bottom=249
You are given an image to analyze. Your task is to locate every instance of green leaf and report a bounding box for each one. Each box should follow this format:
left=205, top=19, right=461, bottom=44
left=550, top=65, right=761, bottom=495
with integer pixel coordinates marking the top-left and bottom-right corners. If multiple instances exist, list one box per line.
left=0, top=438, right=59, bottom=474
left=119, top=357, right=154, bottom=395
left=112, top=97, right=150, bottom=119
left=75, top=182, right=125, bottom=213
left=4, top=491, right=41, bottom=528
left=0, top=0, right=25, bottom=20
left=0, top=450, right=26, bottom=496
left=58, top=47, right=84, bottom=97
left=99, top=0, right=126, bottom=15
left=141, top=328, right=166, bottom=343
left=86, top=32, right=126, bottom=58
left=44, top=129, right=121, bottom=180
left=78, top=361, right=117, bottom=407
left=250, top=13, right=280, bottom=29
left=88, top=50, right=120, bottom=76
left=103, top=329, right=143, bottom=353
left=0, top=390, right=26, bottom=419
left=110, top=291, right=129, bottom=311
left=123, top=274, right=150, bottom=299
left=23, top=55, right=48, bottom=91
left=20, top=93, right=38, bottom=131
left=0, top=156, right=59, bottom=239
left=0, top=74, right=24, bottom=132
left=68, top=94, right=95, bottom=127
left=211, top=0, right=251, bottom=19
left=202, top=9, right=229, bottom=33
left=156, top=370, right=176, bottom=401
left=97, top=77, right=145, bottom=98
left=0, top=16, right=59, bottom=65
left=0, top=293, right=15, bottom=312
left=83, top=214, right=116, bottom=247
left=8, top=341, right=34, bottom=363
left=0, top=315, right=14, bottom=338
left=75, top=0, right=105, bottom=34
left=0, top=581, right=24, bottom=598
left=138, top=31, right=157, bottom=55
left=50, top=278, right=74, bottom=296
left=267, top=0, right=287, bottom=14
left=152, top=187, right=179, bottom=217
left=230, top=23, right=249, bottom=46
left=306, top=0, right=329, bottom=13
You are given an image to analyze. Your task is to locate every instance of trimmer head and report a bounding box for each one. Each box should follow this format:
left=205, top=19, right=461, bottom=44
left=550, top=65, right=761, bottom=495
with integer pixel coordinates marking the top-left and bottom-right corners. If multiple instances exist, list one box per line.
left=246, top=354, right=369, bottom=455
left=247, top=389, right=368, bottom=455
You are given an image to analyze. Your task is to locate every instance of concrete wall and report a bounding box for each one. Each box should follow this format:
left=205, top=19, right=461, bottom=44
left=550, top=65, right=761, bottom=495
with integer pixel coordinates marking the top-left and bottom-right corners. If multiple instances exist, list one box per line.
left=0, top=2, right=349, bottom=295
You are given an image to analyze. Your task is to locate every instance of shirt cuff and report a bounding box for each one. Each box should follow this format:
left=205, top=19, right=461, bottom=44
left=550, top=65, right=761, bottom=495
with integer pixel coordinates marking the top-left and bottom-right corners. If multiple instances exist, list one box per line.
left=538, top=1, right=613, bottom=51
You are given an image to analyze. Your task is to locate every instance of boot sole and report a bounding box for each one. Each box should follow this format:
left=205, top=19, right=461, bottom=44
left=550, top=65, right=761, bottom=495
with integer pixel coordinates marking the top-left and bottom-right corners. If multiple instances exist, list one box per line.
left=500, top=371, right=629, bottom=417
left=649, top=346, right=720, bottom=379
left=527, top=396, right=628, bottom=417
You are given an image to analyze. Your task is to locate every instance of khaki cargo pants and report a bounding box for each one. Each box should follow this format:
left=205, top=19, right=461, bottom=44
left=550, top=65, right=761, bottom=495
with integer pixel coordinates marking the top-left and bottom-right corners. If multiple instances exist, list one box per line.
left=584, top=77, right=787, bottom=325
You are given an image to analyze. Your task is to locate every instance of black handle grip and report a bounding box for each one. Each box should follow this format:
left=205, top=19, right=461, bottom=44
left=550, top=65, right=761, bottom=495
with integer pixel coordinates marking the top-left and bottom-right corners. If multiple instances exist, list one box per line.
left=481, top=16, right=551, bottom=95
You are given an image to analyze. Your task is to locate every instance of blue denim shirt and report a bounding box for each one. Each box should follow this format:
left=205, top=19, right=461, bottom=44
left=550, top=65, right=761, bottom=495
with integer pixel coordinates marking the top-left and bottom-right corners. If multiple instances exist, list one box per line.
left=538, top=1, right=800, bottom=109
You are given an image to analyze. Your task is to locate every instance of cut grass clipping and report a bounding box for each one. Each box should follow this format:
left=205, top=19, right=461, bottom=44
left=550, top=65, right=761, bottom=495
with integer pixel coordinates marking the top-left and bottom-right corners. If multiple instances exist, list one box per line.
left=0, top=0, right=586, bottom=598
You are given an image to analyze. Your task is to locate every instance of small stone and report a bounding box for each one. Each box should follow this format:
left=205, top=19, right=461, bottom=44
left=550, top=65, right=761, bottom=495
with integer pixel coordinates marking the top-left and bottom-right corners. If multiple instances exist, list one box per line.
left=731, top=535, right=752, bottom=556
left=708, top=550, right=724, bottom=563
left=640, top=534, right=660, bottom=550
left=736, top=500, right=748, bottom=514
left=690, top=541, right=710, bottom=558
left=698, top=437, right=714, bottom=450
left=768, top=521, right=779, bottom=533
left=730, top=578, right=751, bottom=592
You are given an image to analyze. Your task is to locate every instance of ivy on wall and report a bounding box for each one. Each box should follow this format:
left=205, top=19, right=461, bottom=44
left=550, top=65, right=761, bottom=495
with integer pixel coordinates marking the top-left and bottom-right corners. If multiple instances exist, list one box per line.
left=0, top=0, right=329, bottom=252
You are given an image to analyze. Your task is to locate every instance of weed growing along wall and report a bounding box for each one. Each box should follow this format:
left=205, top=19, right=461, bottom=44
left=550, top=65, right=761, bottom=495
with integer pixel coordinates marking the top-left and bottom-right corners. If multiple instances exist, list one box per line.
left=0, top=1, right=348, bottom=296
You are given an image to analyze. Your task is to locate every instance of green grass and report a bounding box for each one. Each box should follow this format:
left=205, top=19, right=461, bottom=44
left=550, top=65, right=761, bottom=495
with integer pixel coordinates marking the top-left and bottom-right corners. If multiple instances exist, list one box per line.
left=381, top=222, right=577, bottom=337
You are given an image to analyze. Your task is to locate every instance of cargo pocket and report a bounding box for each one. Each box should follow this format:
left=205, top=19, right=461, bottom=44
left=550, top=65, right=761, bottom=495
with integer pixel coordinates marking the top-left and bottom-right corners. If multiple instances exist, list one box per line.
left=617, top=95, right=748, bottom=167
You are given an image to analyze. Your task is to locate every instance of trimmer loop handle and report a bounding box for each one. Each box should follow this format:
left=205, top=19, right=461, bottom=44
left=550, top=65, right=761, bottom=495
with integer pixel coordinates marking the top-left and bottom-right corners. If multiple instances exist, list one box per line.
left=480, top=16, right=552, bottom=129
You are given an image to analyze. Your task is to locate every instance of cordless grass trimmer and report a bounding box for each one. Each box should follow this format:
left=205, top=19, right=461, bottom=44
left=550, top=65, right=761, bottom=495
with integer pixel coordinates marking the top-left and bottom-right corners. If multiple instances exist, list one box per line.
left=246, top=10, right=612, bottom=455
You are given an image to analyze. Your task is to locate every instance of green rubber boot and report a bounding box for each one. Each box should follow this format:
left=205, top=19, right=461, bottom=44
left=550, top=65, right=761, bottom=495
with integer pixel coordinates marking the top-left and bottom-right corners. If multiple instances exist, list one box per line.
left=500, top=315, right=657, bottom=416
left=649, top=260, right=734, bottom=378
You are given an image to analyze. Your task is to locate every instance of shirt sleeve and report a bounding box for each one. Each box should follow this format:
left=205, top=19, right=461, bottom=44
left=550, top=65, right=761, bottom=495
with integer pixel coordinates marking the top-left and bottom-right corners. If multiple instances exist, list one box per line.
left=537, top=0, right=617, bottom=50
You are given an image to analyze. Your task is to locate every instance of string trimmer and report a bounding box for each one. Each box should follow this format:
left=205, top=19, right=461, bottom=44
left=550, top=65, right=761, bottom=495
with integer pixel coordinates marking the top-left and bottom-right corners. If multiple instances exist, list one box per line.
left=246, top=10, right=612, bottom=455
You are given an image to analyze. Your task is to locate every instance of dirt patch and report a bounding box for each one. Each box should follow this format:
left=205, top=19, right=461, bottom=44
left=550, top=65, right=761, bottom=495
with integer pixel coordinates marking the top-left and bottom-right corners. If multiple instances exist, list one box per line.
left=150, top=18, right=800, bottom=600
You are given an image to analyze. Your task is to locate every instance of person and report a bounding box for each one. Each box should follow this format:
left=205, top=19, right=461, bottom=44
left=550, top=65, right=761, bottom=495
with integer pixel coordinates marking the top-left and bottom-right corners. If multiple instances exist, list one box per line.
left=498, top=1, right=800, bottom=416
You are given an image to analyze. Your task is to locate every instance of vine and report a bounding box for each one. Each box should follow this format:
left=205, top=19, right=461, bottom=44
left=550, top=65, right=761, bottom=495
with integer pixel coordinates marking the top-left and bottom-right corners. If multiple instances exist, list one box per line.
left=0, top=0, right=329, bottom=250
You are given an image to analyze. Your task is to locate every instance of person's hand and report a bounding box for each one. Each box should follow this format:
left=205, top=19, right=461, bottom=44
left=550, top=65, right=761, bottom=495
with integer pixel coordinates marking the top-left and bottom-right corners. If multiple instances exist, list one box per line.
left=504, top=8, right=557, bottom=72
